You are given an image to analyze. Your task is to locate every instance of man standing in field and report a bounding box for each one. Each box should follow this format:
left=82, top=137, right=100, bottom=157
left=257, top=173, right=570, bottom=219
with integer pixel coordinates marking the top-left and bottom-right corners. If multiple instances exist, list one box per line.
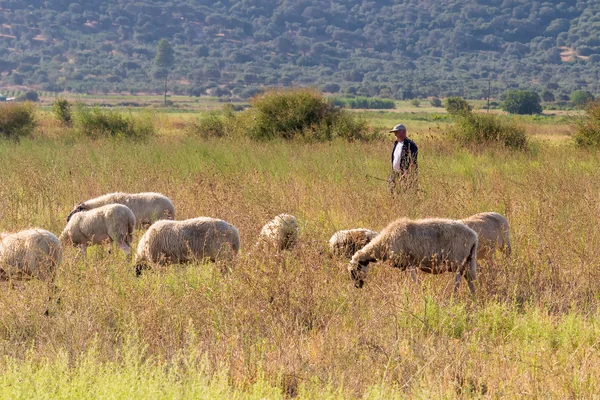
left=388, top=123, right=418, bottom=194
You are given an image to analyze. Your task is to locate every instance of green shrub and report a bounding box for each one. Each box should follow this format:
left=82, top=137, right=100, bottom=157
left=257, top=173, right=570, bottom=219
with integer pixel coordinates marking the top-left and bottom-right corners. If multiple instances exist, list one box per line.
left=52, top=97, right=72, bottom=126
left=571, top=90, right=595, bottom=109
left=451, top=112, right=528, bottom=150
left=430, top=97, right=443, bottom=107
left=501, top=90, right=542, bottom=115
left=445, top=96, right=472, bottom=115
left=246, top=88, right=368, bottom=141
left=573, top=100, right=600, bottom=147
left=73, top=104, right=154, bottom=139
left=187, top=111, right=228, bottom=138
left=411, top=98, right=421, bottom=107
left=0, top=102, right=36, bottom=141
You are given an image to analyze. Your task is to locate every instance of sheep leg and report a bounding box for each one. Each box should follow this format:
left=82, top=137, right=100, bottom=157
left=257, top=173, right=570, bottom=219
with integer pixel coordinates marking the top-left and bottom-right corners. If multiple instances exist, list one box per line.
left=117, top=241, right=132, bottom=257
left=453, top=270, right=463, bottom=293
left=409, top=267, right=418, bottom=283
left=74, top=244, right=87, bottom=264
left=464, top=258, right=477, bottom=297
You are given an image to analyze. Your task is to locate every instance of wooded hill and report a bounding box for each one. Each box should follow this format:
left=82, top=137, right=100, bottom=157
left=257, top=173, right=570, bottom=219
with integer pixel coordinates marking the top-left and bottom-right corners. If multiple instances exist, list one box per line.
left=1, top=0, right=599, bottom=99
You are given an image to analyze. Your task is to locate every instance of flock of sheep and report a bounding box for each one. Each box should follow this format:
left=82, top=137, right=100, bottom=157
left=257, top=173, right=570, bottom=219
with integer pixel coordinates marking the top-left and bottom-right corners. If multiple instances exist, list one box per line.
left=0, top=190, right=512, bottom=313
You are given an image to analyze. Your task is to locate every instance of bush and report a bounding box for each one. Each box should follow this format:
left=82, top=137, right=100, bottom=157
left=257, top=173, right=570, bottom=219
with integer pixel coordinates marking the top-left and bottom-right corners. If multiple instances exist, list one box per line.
left=73, top=104, right=154, bottom=139
left=245, top=88, right=369, bottom=141
left=451, top=112, right=528, bottom=150
left=0, top=102, right=36, bottom=141
left=573, top=100, right=600, bottom=147
left=52, top=98, right=72, bottom=126
left=430, top=97, right=443, bottom=107
left=445, top=96, right=472, bottom=115
left=571, top=90, right=595, bottom=109
left=501, top=90, right=542, bottom=115
left=187, top=111, right=228, bottom=138
left=411, top=99, right=421, bottom=107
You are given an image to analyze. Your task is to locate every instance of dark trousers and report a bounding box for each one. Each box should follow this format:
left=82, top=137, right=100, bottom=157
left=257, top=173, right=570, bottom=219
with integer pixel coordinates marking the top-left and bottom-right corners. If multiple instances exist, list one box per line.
left=388, top=170, right=418, bottom=195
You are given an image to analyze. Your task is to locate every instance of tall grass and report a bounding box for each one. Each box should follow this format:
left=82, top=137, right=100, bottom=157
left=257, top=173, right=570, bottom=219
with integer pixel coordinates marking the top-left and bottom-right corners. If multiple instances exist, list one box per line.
left=1, top=117, right=600, bottom=397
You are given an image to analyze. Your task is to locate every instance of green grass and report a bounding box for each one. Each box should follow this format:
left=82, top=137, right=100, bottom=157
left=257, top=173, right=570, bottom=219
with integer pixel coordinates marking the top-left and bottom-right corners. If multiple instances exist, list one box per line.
left=0, top=109, right=600, bottom=397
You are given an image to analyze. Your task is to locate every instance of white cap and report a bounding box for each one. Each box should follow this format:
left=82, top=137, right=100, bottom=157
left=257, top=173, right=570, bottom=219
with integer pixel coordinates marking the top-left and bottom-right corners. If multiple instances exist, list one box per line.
left=390, top=123, right=406, bottom=132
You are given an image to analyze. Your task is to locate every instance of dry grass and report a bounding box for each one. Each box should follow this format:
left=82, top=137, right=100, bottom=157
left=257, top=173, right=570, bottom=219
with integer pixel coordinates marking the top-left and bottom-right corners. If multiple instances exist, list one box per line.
left=0, top=112, right=599, bottom=398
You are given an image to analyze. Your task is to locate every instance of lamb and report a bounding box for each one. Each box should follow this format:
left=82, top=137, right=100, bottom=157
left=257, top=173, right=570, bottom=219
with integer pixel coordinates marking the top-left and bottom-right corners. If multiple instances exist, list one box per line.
left=329, top=228, right=379, bottom=259
left=0, top=229, right=62, bottom=282
left=349, top=218, right=478, bottom=295
left=60, top=204, right=136, bottom=256
left=460, top=212, right=511, bottom=262
left=134, top=217, right=240, bottom=274
left=67, top=192, right=175, bottom=229
left=257, top=214, right=299, bottom=251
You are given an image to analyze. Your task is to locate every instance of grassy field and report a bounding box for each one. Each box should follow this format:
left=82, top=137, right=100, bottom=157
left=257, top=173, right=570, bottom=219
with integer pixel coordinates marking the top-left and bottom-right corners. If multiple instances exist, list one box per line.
left=1, top=105, right=600, bottom=398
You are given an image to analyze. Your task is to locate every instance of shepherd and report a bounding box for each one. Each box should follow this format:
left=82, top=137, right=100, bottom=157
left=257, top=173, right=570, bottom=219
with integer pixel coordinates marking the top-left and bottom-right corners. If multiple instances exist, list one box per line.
left=388, top=123, right=418, bottom=194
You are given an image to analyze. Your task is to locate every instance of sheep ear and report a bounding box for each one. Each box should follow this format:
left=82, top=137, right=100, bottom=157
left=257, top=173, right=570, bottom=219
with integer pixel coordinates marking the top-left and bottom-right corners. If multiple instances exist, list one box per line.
left=66, top=203, right=85, bottom=222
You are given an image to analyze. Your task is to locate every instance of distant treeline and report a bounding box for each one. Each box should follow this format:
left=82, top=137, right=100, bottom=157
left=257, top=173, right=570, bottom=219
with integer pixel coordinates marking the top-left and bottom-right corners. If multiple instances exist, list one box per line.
left=1, top=0, right=600, bottom=98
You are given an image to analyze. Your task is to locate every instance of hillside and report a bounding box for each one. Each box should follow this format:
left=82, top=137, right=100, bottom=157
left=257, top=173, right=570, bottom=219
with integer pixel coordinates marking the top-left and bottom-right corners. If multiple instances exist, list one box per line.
left=1, top=0, right=600, bottom=99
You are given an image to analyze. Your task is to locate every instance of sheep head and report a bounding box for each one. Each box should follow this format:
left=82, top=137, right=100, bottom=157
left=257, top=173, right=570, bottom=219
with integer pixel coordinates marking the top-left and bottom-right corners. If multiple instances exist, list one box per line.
left=66, top=203, right=88, bottom=222
left=348, top=259, right=372, bottom=288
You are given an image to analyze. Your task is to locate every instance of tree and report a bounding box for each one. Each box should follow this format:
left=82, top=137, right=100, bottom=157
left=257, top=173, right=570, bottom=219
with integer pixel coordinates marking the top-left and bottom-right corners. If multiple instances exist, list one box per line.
left=541, top=90, right=555, bottom=102
left=154, top=39, right=175, bottom=105
left=571, top=90, right=595, bottom=109
left=445, top=96, right=472, bottom=115
left=501, top=90, right=542, bottom=115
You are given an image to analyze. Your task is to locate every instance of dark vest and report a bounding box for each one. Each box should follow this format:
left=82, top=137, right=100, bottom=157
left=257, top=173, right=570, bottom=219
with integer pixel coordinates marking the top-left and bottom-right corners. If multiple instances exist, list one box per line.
left=391, top=138, right=418, bottom=171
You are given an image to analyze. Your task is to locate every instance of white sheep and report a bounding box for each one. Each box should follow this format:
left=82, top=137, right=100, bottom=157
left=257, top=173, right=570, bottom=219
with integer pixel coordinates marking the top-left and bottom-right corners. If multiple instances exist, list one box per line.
left=1, top=228, right=63, bottom=315
left=67, top=192, right=175, bottom=229
left=460, top=212, right=511, bottom=262
left=0, top=229, right=62, bottom=281
left=257, top=214, right=299, bottom=251
left=60, top=204, right=136, bottom=256
left=329, top=228, right=379, bottom=259
left=349, top=218, right=478, bottom=295
left=134, top=217, right=240, bottom=275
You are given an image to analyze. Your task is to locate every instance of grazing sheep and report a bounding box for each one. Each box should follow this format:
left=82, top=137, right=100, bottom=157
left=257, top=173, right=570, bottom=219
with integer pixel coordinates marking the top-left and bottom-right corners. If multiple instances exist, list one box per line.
left=67, top=192, right=175, bottom=229
left=60, top=204, right=136, bottom=256
left=329, top=228, right=379, bottom=259
left=0, top=229, right=62, bottom=281
left=257, top=214, right=299, bottom=251
left=349, top=218, right=478, bottom=295
left=460, top=212, right=511, bottom=262
left=135, top=217, right=240, bottom=274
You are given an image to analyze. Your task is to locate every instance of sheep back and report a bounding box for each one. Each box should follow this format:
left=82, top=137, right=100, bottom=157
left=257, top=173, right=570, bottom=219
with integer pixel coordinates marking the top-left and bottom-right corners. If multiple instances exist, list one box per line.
left=68, top=192, right=175, bottom=228
left=329, top=228, right=379, bottom=259
left=135, top=217, right=240, bottom=265
left=461, top=212, right=511, bottom=260
left=258, top=214, right=299, bottom=251
left=61, top=204, right=136, bottom=247
left=0, top=229, right=62, bottom=281
left=349, top=218, right=478, bottom=290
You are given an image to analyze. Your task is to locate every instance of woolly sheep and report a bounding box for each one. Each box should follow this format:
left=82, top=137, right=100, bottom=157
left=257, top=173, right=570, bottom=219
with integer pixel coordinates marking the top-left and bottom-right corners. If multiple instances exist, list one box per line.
left=0, top=229, right=62, bottom=281
left=460, top=212, right=511, bottom=262
left=67, top=192, right=175, bottom=229
left=349, top=218, right=478, bottom=295
left=257, top=214, right=299, bottom=251
left=134, top=217, right=240, bottom=274
left=60, top=204, right=136, bottom=256
left=329, top=228, right=379, bottom=259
